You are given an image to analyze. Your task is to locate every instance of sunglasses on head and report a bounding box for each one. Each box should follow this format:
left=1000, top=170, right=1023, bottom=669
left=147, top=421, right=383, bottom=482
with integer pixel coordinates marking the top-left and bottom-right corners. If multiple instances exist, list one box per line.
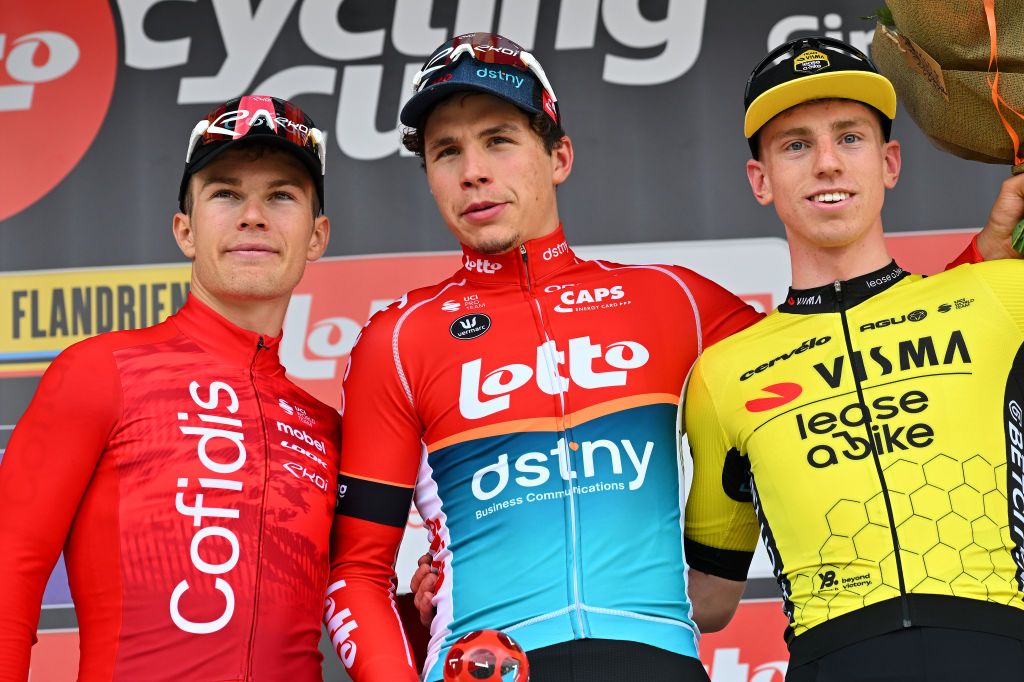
left=745, top=36, right=875, bottom=103
left=411, top=32, right=559, bottom=109
left=184, top=96, right=327, bottom=176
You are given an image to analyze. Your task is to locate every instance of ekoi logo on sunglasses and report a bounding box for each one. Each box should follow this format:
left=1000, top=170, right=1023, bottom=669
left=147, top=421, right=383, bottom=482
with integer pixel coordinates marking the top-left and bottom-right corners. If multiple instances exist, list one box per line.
left=1, top=0, right=116, bottom=221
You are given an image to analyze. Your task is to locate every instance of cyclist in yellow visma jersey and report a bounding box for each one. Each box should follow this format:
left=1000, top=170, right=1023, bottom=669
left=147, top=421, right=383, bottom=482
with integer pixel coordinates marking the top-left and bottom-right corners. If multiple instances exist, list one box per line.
left=683, top=36, right=1024, bottom=682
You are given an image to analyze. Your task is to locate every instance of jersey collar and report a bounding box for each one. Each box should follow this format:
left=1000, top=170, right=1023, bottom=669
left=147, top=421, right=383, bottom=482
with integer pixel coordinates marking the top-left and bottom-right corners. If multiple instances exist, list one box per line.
left=778, top=260, right=911, bottom=314
left=170, top=295, right=286, bottom=375
left=459, top=224, right=577, bottom=285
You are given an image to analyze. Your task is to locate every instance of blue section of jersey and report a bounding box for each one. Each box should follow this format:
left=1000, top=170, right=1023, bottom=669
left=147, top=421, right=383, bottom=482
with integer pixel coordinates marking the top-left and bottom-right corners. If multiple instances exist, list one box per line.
left=425, top=403, right=698, bottom=681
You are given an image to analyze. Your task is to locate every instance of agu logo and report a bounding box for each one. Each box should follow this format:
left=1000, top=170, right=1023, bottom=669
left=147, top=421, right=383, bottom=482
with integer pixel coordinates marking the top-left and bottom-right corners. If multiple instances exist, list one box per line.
left=0, top=0, right=116, bottom=220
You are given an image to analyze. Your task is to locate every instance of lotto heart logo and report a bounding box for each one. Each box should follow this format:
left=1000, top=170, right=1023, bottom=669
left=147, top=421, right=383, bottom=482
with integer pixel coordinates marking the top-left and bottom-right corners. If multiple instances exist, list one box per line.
left=0, top=0, right=117, bottom=220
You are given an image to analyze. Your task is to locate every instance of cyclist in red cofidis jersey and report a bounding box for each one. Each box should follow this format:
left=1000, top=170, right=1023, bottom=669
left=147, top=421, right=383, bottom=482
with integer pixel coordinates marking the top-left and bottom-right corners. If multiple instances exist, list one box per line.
left=0, top=96, right=340, bottom=682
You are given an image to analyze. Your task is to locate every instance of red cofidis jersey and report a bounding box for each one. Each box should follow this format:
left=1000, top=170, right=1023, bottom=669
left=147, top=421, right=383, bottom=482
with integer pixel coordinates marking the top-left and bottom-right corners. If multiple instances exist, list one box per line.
left=0, top=296, right=341, bottom=681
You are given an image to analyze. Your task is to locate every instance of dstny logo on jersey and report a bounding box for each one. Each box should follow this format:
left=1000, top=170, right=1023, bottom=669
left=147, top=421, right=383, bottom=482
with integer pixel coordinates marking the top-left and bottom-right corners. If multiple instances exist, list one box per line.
left=459, top=336, right=650, bottom=419
left=471, top=436, right=653, bottom=501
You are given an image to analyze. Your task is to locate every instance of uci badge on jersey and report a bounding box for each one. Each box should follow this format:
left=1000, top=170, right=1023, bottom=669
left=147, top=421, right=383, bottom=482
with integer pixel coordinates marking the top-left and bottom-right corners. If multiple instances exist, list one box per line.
left=794, top=49, right=831, bottom=73
left=450, top=314, right=491, bottom=340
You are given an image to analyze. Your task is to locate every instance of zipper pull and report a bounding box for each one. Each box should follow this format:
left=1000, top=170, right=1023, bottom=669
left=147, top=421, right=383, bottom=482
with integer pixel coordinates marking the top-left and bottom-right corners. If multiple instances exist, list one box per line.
left=257, top=336, right=267, bottom=351
left=520, top=244, right=532, bottom=288
left=833, top=281, right=843, bottom=310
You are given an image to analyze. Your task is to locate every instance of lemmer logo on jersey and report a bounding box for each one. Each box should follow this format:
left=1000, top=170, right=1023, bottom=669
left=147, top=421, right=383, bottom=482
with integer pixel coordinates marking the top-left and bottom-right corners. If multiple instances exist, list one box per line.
left=459, top=336, right=650, bottom=419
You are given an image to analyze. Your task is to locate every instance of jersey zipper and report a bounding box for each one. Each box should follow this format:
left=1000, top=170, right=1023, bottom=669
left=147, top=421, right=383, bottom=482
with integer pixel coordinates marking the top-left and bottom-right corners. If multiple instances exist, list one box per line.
left=834, top=281, right=912, bottom=628
left=244, top=336, right=272, bottom=679
left=520, top=245, right=586, bottom=636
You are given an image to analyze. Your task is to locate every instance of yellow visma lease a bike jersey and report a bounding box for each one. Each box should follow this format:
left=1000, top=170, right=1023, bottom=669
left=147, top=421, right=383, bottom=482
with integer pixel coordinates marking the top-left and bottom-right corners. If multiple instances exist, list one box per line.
left=684, top=259, right=1024, bottom=664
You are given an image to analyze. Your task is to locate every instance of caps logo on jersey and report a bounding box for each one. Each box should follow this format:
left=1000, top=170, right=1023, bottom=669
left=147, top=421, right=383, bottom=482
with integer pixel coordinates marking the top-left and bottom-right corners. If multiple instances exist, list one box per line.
left=793, top=49, right=830, bottom=73
left=450, top=313, right=491, bottom=340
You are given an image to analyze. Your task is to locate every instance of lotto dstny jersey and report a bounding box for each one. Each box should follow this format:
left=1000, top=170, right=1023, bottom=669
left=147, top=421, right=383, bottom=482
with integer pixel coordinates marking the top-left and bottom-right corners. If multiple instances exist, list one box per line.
left=323, top=226, right=761, bottom=681
left=0, top=297, right=341, bottom=681
left=684, top=260, right=1024, bottom=666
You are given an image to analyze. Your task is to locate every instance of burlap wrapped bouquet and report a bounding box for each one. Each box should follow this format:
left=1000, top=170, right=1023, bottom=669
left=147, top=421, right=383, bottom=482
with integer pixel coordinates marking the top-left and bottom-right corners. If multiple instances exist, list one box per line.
left=871, top=0, right=1024, bottom=174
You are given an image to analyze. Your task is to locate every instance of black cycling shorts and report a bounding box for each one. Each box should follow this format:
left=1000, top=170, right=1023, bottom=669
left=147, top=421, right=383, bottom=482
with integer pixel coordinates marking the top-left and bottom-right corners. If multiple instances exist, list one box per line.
left=526, top=639, right=709, bottom=682
left=785, top=626, right=1024, bottom=682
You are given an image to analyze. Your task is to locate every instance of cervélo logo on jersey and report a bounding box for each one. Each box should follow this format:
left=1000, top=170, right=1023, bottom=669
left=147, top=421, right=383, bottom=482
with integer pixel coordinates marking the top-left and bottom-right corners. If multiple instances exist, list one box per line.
left=459, top=336, right=650, bottom=419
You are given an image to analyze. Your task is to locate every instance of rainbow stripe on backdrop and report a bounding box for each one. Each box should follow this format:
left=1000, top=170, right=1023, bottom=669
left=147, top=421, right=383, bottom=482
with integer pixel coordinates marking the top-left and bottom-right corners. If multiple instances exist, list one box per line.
left=0, top=264, right=191, bottom=377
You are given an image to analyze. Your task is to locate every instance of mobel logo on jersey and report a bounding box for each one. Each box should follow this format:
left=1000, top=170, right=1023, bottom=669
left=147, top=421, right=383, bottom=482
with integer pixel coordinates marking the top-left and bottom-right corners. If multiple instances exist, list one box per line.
left=459, top=336, right=650, bottom=419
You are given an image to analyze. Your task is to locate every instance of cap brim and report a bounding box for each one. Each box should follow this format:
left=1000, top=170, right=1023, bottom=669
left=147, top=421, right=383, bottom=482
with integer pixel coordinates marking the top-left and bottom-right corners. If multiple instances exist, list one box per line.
left=178, top=135, right=325, bottom=212
left=400, top=81, right=543, bottom=129
left=744, top=71, right=897, bottom=138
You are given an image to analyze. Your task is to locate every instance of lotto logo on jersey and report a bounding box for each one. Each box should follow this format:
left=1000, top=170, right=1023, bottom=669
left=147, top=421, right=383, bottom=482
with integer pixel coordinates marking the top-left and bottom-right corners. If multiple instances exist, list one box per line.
left=465, top=257, right=502, bottom=274
left=459, top=336, right=650, bottom=419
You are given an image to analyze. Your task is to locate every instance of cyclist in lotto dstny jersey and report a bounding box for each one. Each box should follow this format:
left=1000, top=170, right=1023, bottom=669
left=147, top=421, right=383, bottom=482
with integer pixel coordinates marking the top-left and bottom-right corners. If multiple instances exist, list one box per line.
left=0, top=97, right=340, bottom=681
left=322, top=32, right=761, bottom=682
left=684, top=37, right=1024, bottom=682
left=322, top=33, right=997, bottom=682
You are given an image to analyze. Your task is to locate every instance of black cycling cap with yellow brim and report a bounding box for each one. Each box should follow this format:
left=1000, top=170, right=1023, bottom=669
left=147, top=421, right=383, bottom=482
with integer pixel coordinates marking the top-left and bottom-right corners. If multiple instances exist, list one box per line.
left=743, top=36, right=897, bottom=157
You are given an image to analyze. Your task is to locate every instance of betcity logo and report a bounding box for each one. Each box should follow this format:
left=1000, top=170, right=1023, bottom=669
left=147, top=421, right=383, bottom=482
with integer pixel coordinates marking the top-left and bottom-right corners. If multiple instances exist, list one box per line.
left=172, top=379, right=246, bottom=635
left=459, top=336, right=650, bottom=419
